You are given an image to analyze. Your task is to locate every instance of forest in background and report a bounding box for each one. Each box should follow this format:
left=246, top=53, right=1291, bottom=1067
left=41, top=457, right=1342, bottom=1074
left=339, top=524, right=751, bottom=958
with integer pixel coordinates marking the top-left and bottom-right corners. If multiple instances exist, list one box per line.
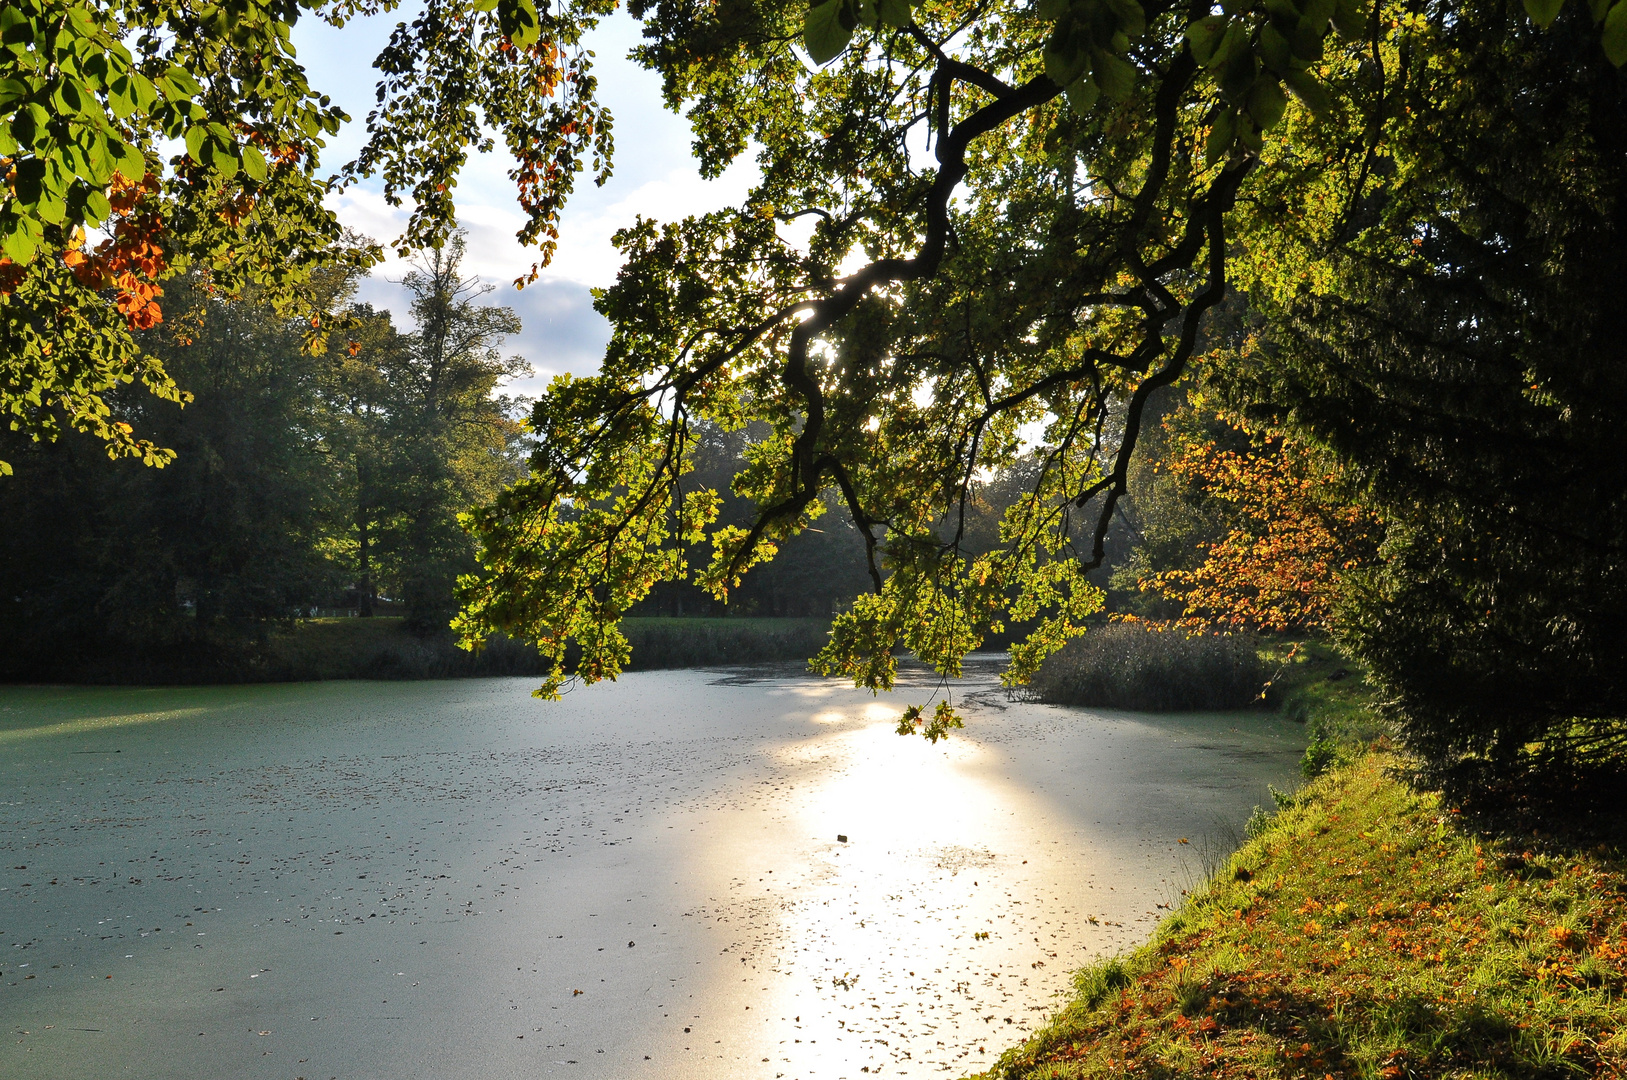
left=0, top=233, right=1281, bottom=683
left=1, top=0, right=1623, bottom=806
left=0, top=235, right=536, bottom=679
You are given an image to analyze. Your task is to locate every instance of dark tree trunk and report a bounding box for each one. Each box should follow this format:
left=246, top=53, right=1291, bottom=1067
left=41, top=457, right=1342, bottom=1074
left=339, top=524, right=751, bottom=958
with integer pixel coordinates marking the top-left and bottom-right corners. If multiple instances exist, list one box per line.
left=357, top=514, right=374, bottom=618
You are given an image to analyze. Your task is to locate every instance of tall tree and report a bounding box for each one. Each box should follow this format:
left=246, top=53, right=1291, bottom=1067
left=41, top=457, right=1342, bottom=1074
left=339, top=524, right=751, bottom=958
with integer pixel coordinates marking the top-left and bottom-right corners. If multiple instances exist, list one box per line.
left=373, top=236, right=530, bottom=633
left=319, top=300, right=408, bottom=618
left=1222, top=0, right=1627, bottom=788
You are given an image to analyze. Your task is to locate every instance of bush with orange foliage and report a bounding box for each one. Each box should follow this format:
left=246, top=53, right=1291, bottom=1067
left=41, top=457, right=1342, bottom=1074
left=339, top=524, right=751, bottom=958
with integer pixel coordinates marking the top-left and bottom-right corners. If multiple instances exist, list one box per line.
left=1138, top=422, right=1381, bottom=635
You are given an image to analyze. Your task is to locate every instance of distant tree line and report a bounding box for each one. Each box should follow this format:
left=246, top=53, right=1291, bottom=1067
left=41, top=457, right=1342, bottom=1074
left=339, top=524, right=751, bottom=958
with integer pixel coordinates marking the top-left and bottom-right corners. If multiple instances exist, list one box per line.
left=0, top=236, right=529, bottom=679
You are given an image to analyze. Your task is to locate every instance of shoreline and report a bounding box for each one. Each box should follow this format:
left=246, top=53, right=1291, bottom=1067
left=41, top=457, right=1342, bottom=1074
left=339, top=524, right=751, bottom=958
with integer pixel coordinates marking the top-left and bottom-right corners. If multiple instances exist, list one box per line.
left=983, top=748, right=1627, bottom=1079
left=0, top=615, right=837, bottom=686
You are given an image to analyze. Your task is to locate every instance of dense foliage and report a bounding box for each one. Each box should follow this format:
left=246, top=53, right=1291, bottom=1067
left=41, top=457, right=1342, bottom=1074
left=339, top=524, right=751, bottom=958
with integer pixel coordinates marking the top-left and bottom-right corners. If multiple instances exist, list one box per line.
left=1221, top=0, right=1627, bottom=789
left=0, top=247, right=530, bottom=677
left=0, top=0, right=603, bottom=471
left=1116, top=402, right=1380, bottom=635
left=4, top=0, right=1625, bottom=790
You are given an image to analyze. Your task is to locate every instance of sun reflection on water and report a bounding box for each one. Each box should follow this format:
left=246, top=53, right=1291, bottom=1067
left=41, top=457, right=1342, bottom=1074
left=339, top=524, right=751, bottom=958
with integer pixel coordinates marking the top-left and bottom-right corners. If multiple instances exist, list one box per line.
left=698, top=692, right=1117, bottom=1078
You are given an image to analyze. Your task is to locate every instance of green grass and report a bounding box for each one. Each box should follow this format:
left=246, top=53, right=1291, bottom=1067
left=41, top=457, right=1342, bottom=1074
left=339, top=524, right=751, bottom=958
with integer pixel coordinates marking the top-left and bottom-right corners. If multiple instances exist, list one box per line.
left=979, top=748, right=1627, bottom=1079
left=1260, top=640, right=1381, bottom=738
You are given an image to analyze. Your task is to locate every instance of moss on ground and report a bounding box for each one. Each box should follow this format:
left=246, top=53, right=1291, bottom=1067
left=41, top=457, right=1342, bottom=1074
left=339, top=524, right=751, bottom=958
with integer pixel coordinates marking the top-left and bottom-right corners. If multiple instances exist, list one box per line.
left=982, top=749, right=1627, bottom=1079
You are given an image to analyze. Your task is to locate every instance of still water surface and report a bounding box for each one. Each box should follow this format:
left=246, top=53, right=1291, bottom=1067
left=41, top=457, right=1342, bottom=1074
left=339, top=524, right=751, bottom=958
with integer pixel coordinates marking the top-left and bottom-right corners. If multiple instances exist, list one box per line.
left=0, top=659, right=1303, bottom=1079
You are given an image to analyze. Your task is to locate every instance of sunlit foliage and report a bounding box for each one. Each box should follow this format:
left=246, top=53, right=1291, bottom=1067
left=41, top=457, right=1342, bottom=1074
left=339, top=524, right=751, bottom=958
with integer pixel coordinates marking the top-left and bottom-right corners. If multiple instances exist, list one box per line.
left=0, top=0, right=605, bottom=470
left=1138, top=419, right=1380, bottom=634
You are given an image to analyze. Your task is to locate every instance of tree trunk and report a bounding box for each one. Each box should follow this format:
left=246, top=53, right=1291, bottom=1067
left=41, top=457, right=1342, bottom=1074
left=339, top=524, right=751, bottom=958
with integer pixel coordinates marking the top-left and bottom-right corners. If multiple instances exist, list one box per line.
left=357, top=514, right=374, bottom=618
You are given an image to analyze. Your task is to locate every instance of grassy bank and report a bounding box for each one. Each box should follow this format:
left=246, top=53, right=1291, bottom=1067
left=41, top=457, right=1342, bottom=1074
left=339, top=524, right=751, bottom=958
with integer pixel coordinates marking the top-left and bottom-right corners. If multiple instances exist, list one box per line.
left=982, top=748, right=1627, bottom=1079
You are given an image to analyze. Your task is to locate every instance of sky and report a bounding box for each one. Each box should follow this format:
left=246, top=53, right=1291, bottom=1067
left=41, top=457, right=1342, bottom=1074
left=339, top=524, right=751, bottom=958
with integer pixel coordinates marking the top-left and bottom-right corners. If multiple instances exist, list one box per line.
left=290, top=8, right=760, bottom=396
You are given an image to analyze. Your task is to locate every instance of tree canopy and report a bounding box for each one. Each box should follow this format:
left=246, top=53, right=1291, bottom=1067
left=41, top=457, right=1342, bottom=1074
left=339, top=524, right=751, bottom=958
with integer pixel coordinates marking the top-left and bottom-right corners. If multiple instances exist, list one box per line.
left=5, top=0, right=1625, bottom=783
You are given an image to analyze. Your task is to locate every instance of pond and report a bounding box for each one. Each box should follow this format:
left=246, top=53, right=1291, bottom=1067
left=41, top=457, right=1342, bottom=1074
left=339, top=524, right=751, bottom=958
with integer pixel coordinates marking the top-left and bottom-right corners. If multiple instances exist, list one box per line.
left=0, top=658, right=1304, bottom=1079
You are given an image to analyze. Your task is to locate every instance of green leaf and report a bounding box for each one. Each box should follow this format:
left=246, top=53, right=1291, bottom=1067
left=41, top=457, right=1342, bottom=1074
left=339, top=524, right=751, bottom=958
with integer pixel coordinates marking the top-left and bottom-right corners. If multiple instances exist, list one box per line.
left=1091, top=49, right=1136, bottom=99
left=0, top=7, right=28, bottom=38
left=185, top=124, right=208, bottom=163
left=162, top=65, right=204, bottom=99
left=497, top=0, right=542, bottom=49
left=1249, top=77, right=1289, bottom=128
left=108, top=75, right=137, bottom=119
left=1205, top=108, right=1236, bottom=165
left=84, top=134, right=113, bottom=185
left=130, top=71, right=158, bottom=111
left=1102, top=0, right=1146, bottom=37
left=64, top=6, right=101, bottom=37
left=1332, top=0, right=1367, bottom=37
left=1523, top=0, right=1565, bottom=25
left=1604, top=0, right=1627, bottom=64
left=36, top=193, right=66, bottom=225
left=85, top=187, right=111, bottom=225
left=1283, top=67, right=1334, bottom=116
left=1259, top=22, right=1296, bottom=71
left=0, top=225, right=38, bottom=264
left=1036, top=0, right=1070, bottom=19
left=1302, top=0, right=1337, bottom=30
left=1044, top=38, right=1090, bottom=87
left=241, top=143, right=268, bottom=182
left=115, top=140, right=145, bottom=181
left=15, top=103, right=50, bottom=149
left=875, top=0, right=912, bottom=28
left=805, top=0, right=854, bottom=65
left=1209, top=21, right=1250, bottom=70
left=82, top=52, right=111, bottom=90
left=12, top=158, right=44, bottom=206
left=206, top=137, right=238, bottom=178
left=1219, top=46, right=1260, bottom=101
left=1588, top=0, right=1611, bottom=21
left=471, top=0, right=498, bottom=10
left=0, top=77, right=27, bottom=106
left=1065, top=74, right=1101, bottom=114
left=1289, top=15, right=1327, bottom=58
left=1186, top=16, right=1230, bottom=65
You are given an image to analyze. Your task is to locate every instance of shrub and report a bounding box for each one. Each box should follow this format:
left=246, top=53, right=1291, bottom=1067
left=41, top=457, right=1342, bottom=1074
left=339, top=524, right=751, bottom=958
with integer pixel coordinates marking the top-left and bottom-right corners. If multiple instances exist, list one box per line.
left=1024, top=623, right=1266, bottom=711
left=1073, top=958, right=1132, bottom=1009
left=1301, top=735, right=1339, bottom=779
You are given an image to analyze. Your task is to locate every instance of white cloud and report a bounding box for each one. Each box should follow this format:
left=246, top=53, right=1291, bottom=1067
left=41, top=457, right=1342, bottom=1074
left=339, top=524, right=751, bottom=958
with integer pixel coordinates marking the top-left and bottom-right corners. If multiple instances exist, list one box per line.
left=298, top=7, right=761, bottom=378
